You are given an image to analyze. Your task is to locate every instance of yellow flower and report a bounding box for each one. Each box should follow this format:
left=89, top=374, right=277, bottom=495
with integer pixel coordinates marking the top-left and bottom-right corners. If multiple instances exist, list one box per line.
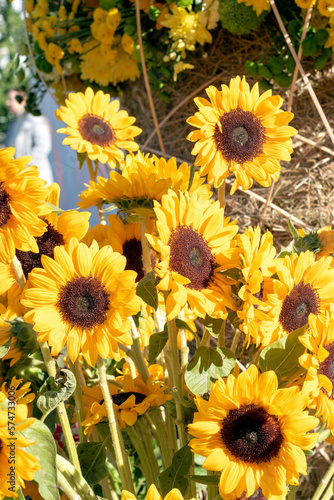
left=0, top=148, right=51, bottom=252
left=299, top=313, right=334, bottom=433
left=236, top=227, right=276, bottom=346
left=82, top=363, right=171, bottom=433
left=259, top=251, right=334, bottom=347
left=78, top=151, right=211, bottom=216
left=56, top=87, right=142, bottom=168
left=173, top=61, right=194, bottom=81
left=16, top=182, right=91, bottom=278
left=188, top=365, right=319, bottom=500
left=0, top=388, right=40, bottom=498
left=146, top=189, right=240, bottom=320
left=318, top=0, right=334, bottom=16
left=21, top=238, right=141, bottom=366
left=294, top=0, right=316, bottom=7
left=161, top=6, right=212, bottom=51
left=187, top=76, right=297, bottom=193
left=121, top=484, right=194, bottom=500
left=236, top=0, right=270, bottom=16
left=122, top=33, right=135, bottom=54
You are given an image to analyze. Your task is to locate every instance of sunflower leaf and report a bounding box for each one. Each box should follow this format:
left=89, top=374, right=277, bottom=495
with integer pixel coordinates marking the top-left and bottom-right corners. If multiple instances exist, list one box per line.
left=187, top=474, right=220, bottom=486
left=259, top=325, right=306, bottom=380
left=17, top=419, right=60, bottom=500
left=37, top=369, right=76, bottom=420
left=199, top=316, right=225, bottom=338
left=185, top=347, right=235, bottom=396
left=175, top=319, right=194, bottom=333
left=159, top=444, right=192, bottom=496
left=148, top=329, right=168, bottom=363
left=136, top=270, right=159, bottom=309
left=3, top=489, right=25, bottom=500
left=77, top=442, right=107, bottom=486
left=0, top=339, right=11, bottom=358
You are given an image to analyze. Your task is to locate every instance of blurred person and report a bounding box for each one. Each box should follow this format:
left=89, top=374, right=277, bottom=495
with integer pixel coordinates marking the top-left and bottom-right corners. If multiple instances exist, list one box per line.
left=5, top=89, right=54, bottom=185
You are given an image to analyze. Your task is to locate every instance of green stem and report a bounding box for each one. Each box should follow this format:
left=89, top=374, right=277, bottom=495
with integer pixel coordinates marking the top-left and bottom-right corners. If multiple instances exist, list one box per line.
left=126, top=425, right=156, bottom=486
left=311, top=459, right=334, bottom=500
left=40, top=342, right=82, bottom=472
left=86, top=157, right=106, bottom=225
left=137, top=418, right=161, bottom=477
left=128, top=317, right=150, bottom=383
left=57, top=470, right=81, bottom=500
left=217, top=180, right=225, bottom=209
left=140, top=218, right=152, bottom=273
left=287, top=485, right=296, bottom=500
left=230, top=328, right=241, bottom=355
left=100, top=476, right=115, bottom=500
left=217, top=320, right=225, bottom=348
left=145, top=411, right=172, bottom=469
left=200, top=327, right=210, bottom=347
left=97, top=356, right=135, bottom=493
left=165, top=409, right=178, bottom=457
left=56, top=455, right=96, bottom=500
left=166, top=317, right=188, bottom=448
left=207, top=471, right=218, bottom=500
left=68, top=359, right=87, bottom=443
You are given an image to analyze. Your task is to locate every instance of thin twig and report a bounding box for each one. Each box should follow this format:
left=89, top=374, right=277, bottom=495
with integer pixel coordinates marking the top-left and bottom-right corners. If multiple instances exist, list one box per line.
left=270, top=0, right=334, bottom=145
left=135, top=0, right=166, bottom=158
left=295, top=134, right=334, bottom=157
left=287, top=6, right=313, bottom=112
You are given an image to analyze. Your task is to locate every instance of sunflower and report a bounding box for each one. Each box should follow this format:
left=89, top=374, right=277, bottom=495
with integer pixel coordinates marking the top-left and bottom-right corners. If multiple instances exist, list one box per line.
left=0, top=389, right=40, bottom=498
left=16, top=183, right=91, bottom=278
left=82, top=363, right=171, bottom=434
left=0, top=283, right=26, bottom=367
left=78, top=151, right=211, bottom=217
left=235, top=226, right=277, bottom=346
left=318, top=0, right=334, bottom=16
left=146, top=189, right=240, bottom=320
left=56, top=87, right=142, bottom=168
left=294, top=0, right=316, bottom=7
left=121, top=484, right=194, bottom=500
left=188, top=365, right=318, bottom=500
left=258, top=251, right=334, bottom=347
left=236, top=0, right=270, bottom=15
left=21, top=238, right=141, bottom=366
left=298, top=313, right=334, bottom=433
left=0, top=148, right=51, bottom=252
left=186, top=76, right=297, bottom=193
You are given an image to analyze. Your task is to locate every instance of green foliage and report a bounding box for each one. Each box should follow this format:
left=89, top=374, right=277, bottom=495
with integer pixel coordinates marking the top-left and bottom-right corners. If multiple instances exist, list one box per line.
left=218, top=0, right=268, bottom=35
left=37, top=369, right=76, bottom=421
left=136, top=270, right=159, bottom=309
left=77, top=442, right=108, bottom=486
left=149, top=329, right=168, bottom=363
left=185, top=346, right=235, bottom=395
left=159, top=445, right=192, bottom=496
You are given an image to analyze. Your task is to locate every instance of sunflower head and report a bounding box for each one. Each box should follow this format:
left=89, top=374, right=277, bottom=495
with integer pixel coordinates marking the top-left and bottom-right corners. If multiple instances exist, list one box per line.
left=56, top=87, right=142, bottom=167
left=186, top=76, right=296, bottom=193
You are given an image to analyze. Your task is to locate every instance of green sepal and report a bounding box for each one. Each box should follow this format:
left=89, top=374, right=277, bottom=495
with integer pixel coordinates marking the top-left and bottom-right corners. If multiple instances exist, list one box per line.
left=77, top=152, right=87, bottom=169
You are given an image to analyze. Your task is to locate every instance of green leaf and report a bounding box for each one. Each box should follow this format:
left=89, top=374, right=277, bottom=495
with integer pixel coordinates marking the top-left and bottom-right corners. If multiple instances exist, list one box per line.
left=245, top=60, right=258, bottom=77
left=259, top=325, right=306, bottom=380
left=17, top=419, right=60, bottom=500
left=259, top=79, right=273, bottom=91
left=286, top=57, right=296, bottom=75
left=148, top=5, right=161, bottom=20
left=149, top=329, right=168, bottom=363
left=273, top=73, right=292, bottom=88
left=185, top=347, right=235, bottom=396
left=136, top=271, right=158, bottom=309
left=177, top=0, right=193, bottom=7
left=302, top=36, right=318, bottom=57
left=37, top=369, right=76, bottom=420
left=315, top=29, right=329, bottom=47
left=175, top=319, right=194, bottom=333
left=77, top=442, right=107, bottom=486
left=314, top=54, right=328, bottom=71
left=0, top=339, right=11, bottom=359
left=288, top=218, right=299, bottom=240
left=77, top=152, right=87, bottom=169
left=257, top=63, right=272, bottom=80
left=187, top=474, right=220, bottom=486
left=3, top=487, right=25, bottom=500
left=200, top=316, right=224, bottom=338
left=268, top=57, right=283, bottom=76
left=159, top=445, right=192, bottom=496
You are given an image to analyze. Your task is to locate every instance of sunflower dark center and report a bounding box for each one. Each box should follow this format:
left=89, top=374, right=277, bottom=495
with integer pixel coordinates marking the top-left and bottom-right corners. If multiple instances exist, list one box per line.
left=0, top=182, right=11, bottom=227
left=78, top=114, right=116, bottom=148
left=56, top=275, right=110, bottom=329
left=214, top=108, right=266, bottom=164
left=123, top=238, right=145, bottom=282
left=318, top=341, right=334, bottom=400
left=112, top=391, right=146, bottom=406
left=168, top=225, right=214, bottom=291
left=16, top=222, right=65, bottom=277
left=221, top=404, right=283, bottom=463
left=279, top=281, right=320, bottom=334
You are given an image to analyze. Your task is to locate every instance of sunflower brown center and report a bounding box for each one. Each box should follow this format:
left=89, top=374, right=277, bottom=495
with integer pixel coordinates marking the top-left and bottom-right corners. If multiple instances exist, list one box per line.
left=279, top=282, right=320, bottom=334
left=56, top=275, right=110, bottom=329
left=0, top=182, right=11, bottom=227
left=221, top=404, right=283, bottom=463
left=214, top=108, right=266, bottom=164
left=16, top=222, right=65, bottom=277
left=168, top=225, right=214, bottom=290
left=123, top=238, right=145, bottom=283
left=318, top=341, right=334, bottom=400
left=112, top=391, right=147, bottom=406
left=78, top=114, right=116, bottom=148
